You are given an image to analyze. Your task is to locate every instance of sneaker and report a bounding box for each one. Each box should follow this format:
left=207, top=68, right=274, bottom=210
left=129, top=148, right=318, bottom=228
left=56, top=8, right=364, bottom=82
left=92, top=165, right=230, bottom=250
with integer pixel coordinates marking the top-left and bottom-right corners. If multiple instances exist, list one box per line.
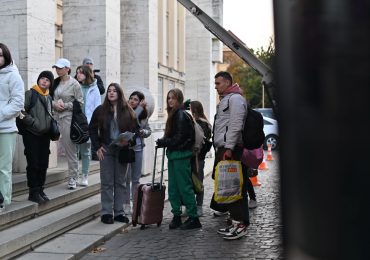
left=67, top=178, right=77, bottom=190
left=123, top=203, right=131, bottom=215
left=180, top=217, right=202, bottom=230
left=0, top=204, right=5, bottom=213
left=39, top=188, right=50, bottom=201
left=114, top=214, right=129, bottom=223
left=213, top=211, right=228, bottom=217
left=101, top=214, right=114, bottom=224
left=249, top=199, right=257, bottom=209
left=217, top=224, right=238, bottom=235
left=79, top=176, right=88, bottom=187
left=222, top=224, right=248, bottom=240
left=169, top=215, right=182, bottom=229
left=197, top=206, right=203, bottom=217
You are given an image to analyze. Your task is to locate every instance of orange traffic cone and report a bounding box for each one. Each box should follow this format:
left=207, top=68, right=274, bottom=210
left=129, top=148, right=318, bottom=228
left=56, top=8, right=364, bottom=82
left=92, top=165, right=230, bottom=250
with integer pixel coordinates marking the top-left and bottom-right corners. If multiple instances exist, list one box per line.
left=266, top=144, right=274, bottom=161
left=258, top=159, right=269, bottom=170
left=250, top=176, right=261, bottom=186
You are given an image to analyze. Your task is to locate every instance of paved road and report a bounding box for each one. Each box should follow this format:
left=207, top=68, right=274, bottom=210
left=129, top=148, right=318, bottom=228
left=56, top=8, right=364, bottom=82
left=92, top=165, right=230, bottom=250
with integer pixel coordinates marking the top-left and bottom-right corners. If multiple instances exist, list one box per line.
left=82, top=154, right=282, bottom=260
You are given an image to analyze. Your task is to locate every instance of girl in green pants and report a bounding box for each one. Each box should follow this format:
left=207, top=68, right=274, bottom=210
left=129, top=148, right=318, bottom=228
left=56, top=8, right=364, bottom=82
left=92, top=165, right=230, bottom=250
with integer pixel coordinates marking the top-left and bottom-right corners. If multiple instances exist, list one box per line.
left=156, top=88, right=201, bottom=230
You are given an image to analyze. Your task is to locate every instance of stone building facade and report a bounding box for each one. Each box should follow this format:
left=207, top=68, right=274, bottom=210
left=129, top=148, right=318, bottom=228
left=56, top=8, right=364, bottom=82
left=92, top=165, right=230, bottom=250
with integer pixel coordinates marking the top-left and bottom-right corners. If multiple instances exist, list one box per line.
left=0, top=0, right=223, bottom=174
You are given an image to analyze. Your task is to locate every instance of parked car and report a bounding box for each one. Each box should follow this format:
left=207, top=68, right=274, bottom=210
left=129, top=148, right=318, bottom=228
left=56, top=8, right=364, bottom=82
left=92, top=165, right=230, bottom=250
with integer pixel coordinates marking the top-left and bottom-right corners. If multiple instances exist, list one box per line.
left=262, top=116, right=279, bottom=150
left=255, top=108, right=276, bottom=120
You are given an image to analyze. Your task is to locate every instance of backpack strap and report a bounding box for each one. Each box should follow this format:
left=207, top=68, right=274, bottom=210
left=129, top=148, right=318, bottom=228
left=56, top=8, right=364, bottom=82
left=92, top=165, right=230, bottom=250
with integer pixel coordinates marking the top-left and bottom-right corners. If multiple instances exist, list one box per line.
left=25, top=89, right=39, bottom=112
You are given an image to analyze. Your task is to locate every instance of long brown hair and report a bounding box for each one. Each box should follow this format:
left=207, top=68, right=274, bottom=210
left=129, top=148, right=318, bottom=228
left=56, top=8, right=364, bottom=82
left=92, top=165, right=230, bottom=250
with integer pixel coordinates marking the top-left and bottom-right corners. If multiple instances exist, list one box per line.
left=76, top=65, right=94, bottom=85
left=190, top=100, right=209, bottom=123
left=100, top=83, right=136, bottom=132
left=164, top=88, right=184, bottom=137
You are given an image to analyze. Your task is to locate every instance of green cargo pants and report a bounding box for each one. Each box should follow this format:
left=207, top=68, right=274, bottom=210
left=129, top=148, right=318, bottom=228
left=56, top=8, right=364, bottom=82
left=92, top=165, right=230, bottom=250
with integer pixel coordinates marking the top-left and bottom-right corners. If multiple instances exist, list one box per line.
left=167, top=150, right=198, bottom=218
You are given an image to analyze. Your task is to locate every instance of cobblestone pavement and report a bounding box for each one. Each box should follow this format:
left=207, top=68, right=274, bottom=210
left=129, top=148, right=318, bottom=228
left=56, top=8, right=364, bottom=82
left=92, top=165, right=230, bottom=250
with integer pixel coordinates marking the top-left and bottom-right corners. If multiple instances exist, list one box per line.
left=82, top=155, right=282, bottom=260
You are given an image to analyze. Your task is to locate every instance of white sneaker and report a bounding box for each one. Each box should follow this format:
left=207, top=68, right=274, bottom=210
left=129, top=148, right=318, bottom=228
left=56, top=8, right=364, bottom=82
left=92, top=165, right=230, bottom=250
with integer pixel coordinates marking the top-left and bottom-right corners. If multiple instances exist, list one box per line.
left=123, top=203, right=131, bottom=215
left=0, top=204, right=5, bottom=213
left=79, top=176, right=88, bottom=186
left=223, top=224, right=248, bottom=240
left=67, top=178, right=77, bottom=190
left=213, top=211, right=228, bottom=217
left=249, top=199, right=258, bottom=209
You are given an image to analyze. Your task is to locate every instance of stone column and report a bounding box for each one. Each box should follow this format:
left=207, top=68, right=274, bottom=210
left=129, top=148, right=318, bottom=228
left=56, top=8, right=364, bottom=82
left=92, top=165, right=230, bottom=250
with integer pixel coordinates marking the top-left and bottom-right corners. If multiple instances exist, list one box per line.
left=121, top=0, right=159, bottom=175
left=0, top=0, right=57, bottom=172
left=185, top=0, right=223, bottom=121
left=62, top=0, right=121, bottom=88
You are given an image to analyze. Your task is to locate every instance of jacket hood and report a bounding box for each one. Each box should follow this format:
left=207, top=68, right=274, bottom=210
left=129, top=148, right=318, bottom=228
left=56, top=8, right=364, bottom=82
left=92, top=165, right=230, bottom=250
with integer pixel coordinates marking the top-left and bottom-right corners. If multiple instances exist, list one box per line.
left=223, top=83, right=243, bottom=96
left=0, top=64, right=19, bottom=74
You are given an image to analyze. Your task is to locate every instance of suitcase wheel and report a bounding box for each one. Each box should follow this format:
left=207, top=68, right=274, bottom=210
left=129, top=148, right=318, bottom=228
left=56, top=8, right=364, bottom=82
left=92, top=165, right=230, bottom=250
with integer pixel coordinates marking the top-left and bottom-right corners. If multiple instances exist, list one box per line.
left=140, top=224, right=146, bottom=230
left=157, top=221, right=162, bottom=227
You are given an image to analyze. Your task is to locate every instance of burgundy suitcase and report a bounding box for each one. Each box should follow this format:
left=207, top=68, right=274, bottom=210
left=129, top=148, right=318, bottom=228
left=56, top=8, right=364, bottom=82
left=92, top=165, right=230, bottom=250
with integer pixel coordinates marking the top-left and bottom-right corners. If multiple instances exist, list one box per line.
left=132, top=146, right=166, bottom=229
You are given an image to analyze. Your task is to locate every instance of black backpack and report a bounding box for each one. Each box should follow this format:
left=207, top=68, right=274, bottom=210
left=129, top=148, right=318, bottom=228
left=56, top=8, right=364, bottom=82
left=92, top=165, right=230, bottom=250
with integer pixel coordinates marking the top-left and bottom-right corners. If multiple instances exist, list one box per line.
left=243, top=105, right=265, bottom=150
left=223, top=94, right=265, bottom=150
left=70, top=100, right=89, bottom=144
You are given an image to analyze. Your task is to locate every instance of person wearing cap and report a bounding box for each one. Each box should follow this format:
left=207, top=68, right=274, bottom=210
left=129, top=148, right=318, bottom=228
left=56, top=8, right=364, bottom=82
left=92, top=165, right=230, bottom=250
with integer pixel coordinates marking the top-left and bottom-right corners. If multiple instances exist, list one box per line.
left=82, top=58, right=105, bottom=95
left=20, top=71, right=55, bottom=204
left=0, top=43, right=24, bottom=212
left=51, top=58, right=84, bottom=190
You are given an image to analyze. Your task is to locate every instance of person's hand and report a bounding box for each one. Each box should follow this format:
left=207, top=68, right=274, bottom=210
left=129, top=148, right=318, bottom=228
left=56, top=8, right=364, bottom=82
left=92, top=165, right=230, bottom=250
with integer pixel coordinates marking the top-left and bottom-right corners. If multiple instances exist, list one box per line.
left=54, top=99, right=65, bottom=111
left=139, top=99, right=147, bottom=108
left=96, top=146, right=106, bottom=161
left=223, top=149, right=233, bottom=160
left=156, top=138, right=165, bottom=148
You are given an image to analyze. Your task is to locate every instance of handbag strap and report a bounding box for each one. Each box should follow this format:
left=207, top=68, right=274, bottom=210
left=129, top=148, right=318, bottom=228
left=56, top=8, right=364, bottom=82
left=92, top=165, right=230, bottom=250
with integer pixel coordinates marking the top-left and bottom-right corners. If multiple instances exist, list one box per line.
left=38, top=94, right=55, bottom=119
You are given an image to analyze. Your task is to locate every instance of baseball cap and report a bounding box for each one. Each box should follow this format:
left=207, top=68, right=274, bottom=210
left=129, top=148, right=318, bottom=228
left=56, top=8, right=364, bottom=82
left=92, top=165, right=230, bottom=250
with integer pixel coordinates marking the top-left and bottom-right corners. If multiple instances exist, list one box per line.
left=82, top=57, right=94, bottom=65
left=52, top=58, right=71, bottom=69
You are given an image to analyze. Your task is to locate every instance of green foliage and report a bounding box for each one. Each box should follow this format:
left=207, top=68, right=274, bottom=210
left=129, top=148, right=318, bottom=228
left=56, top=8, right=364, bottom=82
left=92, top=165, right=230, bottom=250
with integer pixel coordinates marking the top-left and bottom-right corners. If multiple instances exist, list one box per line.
left=226, top=38, right=275, bottom=108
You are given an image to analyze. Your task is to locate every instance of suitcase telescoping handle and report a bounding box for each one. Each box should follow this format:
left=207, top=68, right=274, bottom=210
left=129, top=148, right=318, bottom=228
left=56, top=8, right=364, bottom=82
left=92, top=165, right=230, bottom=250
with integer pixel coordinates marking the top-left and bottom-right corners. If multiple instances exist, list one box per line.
left=152, top=146, right=166, bottom=190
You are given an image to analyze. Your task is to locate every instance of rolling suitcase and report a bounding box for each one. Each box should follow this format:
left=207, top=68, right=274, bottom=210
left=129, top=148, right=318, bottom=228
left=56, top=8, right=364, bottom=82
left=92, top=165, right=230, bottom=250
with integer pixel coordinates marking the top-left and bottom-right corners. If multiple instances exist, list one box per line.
left=132, top=146, right=166, bottom=229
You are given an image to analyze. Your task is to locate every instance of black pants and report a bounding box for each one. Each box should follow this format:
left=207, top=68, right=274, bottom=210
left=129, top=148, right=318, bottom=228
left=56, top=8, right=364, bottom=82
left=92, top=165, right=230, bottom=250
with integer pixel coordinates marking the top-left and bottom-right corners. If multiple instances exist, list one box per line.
left=247, top=175, right=256, bottom=200
left=211, top=146, right=250, bottom=226
left=23, top=132, right=50, bottom=189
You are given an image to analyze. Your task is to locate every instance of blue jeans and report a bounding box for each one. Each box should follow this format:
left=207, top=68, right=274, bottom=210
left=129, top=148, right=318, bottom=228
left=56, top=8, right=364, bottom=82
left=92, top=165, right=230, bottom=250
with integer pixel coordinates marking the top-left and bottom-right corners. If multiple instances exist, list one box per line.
left=77, top=142, right=91, bottom=177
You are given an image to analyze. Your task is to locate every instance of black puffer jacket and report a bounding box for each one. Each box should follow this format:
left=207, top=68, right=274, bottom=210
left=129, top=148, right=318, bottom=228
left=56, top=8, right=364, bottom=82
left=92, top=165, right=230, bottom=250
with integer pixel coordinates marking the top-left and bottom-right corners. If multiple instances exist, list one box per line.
left=157, top=108, right=194, bottom=151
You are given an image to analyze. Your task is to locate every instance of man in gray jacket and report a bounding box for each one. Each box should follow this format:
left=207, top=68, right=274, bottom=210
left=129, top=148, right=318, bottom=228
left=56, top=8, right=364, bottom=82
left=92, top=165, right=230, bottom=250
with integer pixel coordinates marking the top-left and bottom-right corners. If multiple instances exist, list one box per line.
left=212, top=71, right=249, bottom=240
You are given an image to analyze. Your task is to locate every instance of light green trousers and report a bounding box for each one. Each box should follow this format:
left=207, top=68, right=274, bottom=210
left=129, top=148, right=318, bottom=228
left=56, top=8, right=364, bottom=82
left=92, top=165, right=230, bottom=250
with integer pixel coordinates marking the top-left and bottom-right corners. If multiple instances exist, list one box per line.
left=0, top=133, right=17, bottom=205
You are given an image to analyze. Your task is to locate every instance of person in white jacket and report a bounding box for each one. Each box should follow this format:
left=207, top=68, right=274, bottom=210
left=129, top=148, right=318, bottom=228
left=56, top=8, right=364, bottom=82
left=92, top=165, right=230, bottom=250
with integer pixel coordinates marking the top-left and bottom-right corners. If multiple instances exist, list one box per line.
left=75, top=65, right=101, bottom=186
left=0, top=43, right=25, bottom=211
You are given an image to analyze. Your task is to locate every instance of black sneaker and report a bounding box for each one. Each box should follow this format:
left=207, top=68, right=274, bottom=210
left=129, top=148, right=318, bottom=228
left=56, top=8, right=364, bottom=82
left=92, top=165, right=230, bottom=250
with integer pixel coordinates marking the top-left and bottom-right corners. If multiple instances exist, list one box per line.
left=101, top=214, right=114, bottom=224
left=222, top=224, right=247, bottom=240
left=169, top=215, right=182, bottom=229
left=39, top=188, right=50, bottom=202
left=114, top=214, right=129, bottom=223
left=180, top=217, right=202, bottom=230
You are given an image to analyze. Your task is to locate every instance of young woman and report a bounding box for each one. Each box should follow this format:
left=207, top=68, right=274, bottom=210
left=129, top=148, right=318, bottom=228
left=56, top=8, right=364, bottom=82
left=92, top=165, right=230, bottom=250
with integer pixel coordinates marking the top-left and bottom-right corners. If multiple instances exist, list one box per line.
left=190, top=100, right=212, bottom=216
left=156, top=88, right=202, bottom=230
left=124, top=91, right=152, bottom=214
left=0, top=43, right=24, bottom=212
left=89, top=83, right=137, bottom=224
left=21, top=71, right=55, bottom=204
left=51, top=58, right=83, bottom=190
left=75, top=65, right=101, bottom=186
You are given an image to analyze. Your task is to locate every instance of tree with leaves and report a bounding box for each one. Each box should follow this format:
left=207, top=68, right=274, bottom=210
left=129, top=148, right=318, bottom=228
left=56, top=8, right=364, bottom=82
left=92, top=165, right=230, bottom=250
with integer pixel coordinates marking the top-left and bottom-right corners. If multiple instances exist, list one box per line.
left=226, top=38, right=275, bottom=108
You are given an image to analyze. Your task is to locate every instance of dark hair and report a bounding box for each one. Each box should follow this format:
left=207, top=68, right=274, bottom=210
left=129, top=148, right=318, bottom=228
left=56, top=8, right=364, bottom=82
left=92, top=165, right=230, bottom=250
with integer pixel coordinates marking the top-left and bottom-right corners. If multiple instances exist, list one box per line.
left=164, top=88, right=184, bottom=137
left=190, top=100, right=209, bottom=123
left=0, top=43, right=13, bottom=69
left=76, top=65, right=94, bottom=85
left=100, top=83, right=136, bottom=131
left=215, top=71, right=233, bottom=85
left=129, top=91, right=148, bottom=120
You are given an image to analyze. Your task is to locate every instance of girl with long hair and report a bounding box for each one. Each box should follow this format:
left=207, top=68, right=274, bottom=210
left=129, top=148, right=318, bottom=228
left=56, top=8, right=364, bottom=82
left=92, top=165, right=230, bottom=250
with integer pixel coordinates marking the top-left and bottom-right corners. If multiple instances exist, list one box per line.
left=156, top=88, right=202, bottom=230
left=124, top=91, right=152, bottom=213
left=89, top=83, right=137, bottom=224
left=190, top=101, right=212, bottom=216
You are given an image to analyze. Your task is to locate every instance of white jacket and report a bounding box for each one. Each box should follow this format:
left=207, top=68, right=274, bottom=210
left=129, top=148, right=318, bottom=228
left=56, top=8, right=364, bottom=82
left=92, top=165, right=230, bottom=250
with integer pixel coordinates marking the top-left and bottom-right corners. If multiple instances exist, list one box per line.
left=213, top=93, right=247, bottom=150
left=82, top=80, right=101, bottom=123
left=0, top=64, right=25, bottom=133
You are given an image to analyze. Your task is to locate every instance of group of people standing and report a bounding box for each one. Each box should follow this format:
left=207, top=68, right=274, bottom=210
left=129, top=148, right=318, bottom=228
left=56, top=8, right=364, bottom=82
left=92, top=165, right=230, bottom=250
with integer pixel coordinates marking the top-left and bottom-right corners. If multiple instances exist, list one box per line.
left=1, top=42, right=254, bottom=241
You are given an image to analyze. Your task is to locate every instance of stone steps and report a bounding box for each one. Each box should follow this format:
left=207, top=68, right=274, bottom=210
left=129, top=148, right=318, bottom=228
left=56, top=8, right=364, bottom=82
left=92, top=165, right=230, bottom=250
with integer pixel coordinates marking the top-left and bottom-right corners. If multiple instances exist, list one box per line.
left=0, top=194, right=101, bottom=259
